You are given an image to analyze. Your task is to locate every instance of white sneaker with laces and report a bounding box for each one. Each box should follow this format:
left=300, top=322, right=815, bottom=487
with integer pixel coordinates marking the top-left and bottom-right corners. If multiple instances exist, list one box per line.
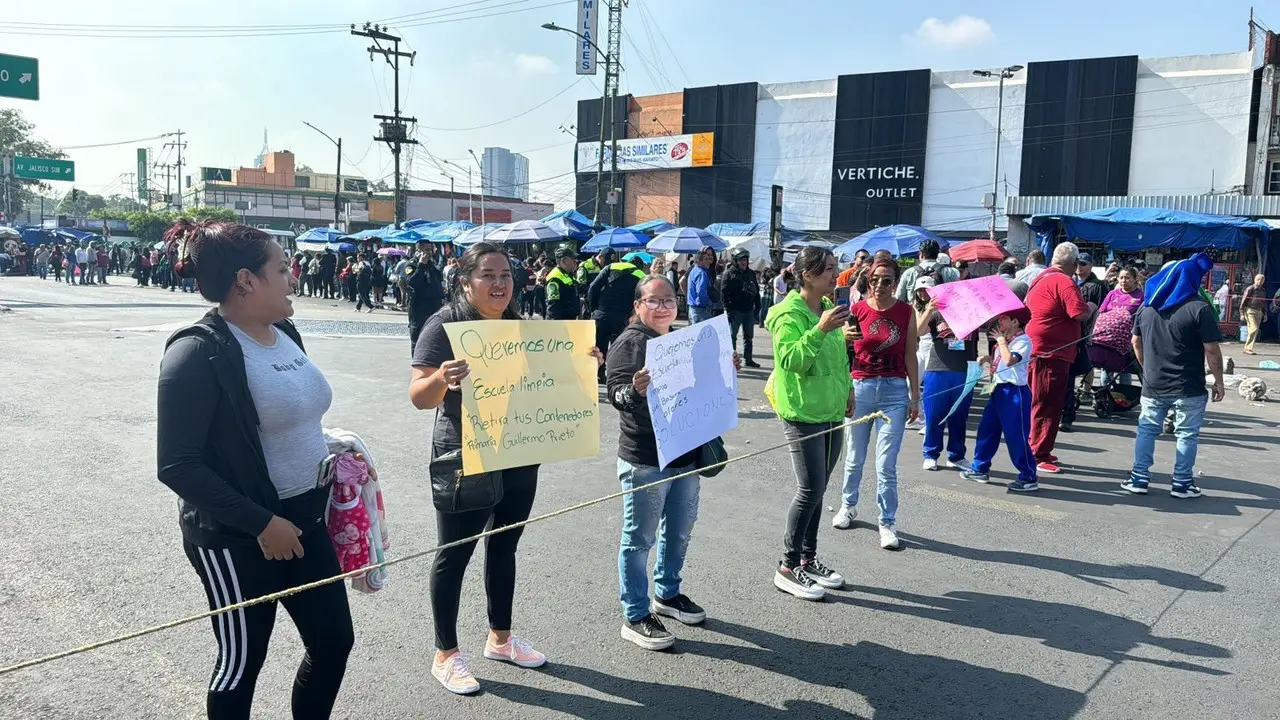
left=432, top=652, right=481, bottom=695
left=832, top=505, right=857, bottom=529
left=922, top=458, right=938, bottom=471
left=945, top=458, right=970, bottom=471
left=879, top=524, right=900, bottom=550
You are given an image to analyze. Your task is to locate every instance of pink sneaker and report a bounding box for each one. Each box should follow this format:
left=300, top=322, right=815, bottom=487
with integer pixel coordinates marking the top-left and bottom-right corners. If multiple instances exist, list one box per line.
left=432, top=652, right=480, bottom=695
left=483, top=634, right=547, bottom=668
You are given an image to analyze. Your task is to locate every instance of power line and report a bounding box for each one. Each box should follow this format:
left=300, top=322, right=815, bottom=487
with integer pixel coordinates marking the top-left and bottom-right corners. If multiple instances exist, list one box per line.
left=54, top=133, right=171, bottom=151
left=421, top=77, right=588, bottom=131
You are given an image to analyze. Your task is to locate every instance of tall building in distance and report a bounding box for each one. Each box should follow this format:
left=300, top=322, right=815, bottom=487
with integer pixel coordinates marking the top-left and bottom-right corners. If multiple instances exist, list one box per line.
left=482, top=147, right=530, bottom=201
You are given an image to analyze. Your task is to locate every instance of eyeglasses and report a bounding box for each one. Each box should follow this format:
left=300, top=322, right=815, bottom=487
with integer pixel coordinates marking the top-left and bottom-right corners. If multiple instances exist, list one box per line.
left=868, top=276, right=895, bottom=287
left=641, top=297, right=677, bottom=310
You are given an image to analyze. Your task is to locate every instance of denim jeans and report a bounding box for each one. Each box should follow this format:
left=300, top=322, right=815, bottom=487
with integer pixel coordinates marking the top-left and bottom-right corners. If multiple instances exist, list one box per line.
left=618, top=458, right=700, bottom=623
left=688, top=305, right=714, bottom=325
left=842, top=377, right=910, bottom=525
left=36, top=261, right=48, bottom=279
left=1130, top=394, right=1208, bottom=485
left=781, top=420, right=844, bottom=566
left=727, top=309, right=756, bottom=360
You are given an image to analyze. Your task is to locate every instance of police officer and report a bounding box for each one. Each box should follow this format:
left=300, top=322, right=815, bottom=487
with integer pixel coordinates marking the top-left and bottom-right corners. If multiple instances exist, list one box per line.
left=545, top=246, right=581, bottom=320
left=719, top=247, right=763, bottom=367
left=405, top=240, right=445, bottom=351
left=587, top=253, right=646, bottom=368
left=576, top=249, right=612, bottom=291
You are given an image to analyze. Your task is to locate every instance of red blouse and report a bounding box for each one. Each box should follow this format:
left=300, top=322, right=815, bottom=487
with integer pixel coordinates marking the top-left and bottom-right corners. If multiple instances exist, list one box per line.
left=849, top=299, right=912, bottom=380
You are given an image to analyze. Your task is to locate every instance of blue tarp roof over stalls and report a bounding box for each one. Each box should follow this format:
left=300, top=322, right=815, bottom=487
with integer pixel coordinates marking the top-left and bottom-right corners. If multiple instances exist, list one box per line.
left=1028, top=207, right=1273, bottom=254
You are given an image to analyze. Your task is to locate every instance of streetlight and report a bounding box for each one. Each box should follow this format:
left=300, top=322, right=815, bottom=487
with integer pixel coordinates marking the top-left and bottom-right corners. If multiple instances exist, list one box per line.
left=303, top=121, right=343, bottom=230
left=542, top=21, right=621, bottom=230
left=972, top=64, right=1024, bottom=242
left=441, top=172, right=455, bottom=219
left=467, top=149, right=485, bottom=226
left=442, top=158, right=473, bottom=223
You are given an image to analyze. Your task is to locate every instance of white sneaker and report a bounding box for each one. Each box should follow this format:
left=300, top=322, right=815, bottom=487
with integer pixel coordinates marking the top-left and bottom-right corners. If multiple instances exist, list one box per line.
left=432, top=652, right=480, bottom=695
left=832, top=505, right=857, bottom=529
left=922, top=458, right=938, bottom=471
left=905, top=418, right=925, bottom=430
left=917, top=426, right=926, bottom=435
left=879, top=524, right=900, bottom=550
left=944, top=458, right=970, bottom=471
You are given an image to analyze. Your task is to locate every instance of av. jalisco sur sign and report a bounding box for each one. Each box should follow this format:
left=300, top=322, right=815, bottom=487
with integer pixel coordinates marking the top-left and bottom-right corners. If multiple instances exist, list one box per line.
left=444, top=320, right=600, bottom=474
left=644, top=315, right=738, bottom=469
left=576, top=133, right=715, bottom=172
left=0, top=53, right=38, bottom=101
left=12, top=156, right=74, bottom=182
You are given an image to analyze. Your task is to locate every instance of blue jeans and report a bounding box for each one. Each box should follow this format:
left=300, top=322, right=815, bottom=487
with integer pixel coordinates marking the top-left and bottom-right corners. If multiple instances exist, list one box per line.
left=688, top=305, right=713, bottom=325
left=37, top=261, right=48, bottom=279
left=618, top=458, right=700, bottom=623
left=1129, top=394, right=1208, bottom=485
left=921, top=370, right=974, bottom=462
left=842, top=377, right=910, bottom=525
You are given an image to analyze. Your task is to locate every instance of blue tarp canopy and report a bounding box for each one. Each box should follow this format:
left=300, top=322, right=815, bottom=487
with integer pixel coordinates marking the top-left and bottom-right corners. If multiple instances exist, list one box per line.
left=296, top=227, right=346, bottom=244
left=421, top=220, right=476, bottom=243
left=543, top=215, right=594, bottom=240
left=705, top=222, right=768, bottom=237
left=628, top=219, right=676, bottom=235
left=1028, top=207, right=1272, bottom=254
left=833, top=224, right=948, bottom=260
left=55, top=228, right=96, bottom=242
left=541, top=209, right=593, bottom=226
left=346, top=228, right=385, bottom=240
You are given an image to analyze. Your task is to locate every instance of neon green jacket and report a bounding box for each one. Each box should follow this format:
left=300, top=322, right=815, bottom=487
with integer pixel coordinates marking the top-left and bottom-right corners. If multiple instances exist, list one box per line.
left=764, top=291, right=851, bottom=423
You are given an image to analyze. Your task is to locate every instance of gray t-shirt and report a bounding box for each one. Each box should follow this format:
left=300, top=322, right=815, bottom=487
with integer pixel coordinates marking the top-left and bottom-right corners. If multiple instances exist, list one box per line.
left=227, top=324, right=332, bottom=499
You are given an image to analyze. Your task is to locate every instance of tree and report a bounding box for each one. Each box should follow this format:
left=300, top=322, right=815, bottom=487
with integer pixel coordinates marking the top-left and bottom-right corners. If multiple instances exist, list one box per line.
left=105, top=194, right=145, bottom=214
left=89, top=206, right=239, bottom=246
left=371, top=178, right=391, bottom=192
left=56, top=189, right=108, bottom=216
left=296, top=164, right=314, bottom=174
left=0, top=109, right=66, bottom=220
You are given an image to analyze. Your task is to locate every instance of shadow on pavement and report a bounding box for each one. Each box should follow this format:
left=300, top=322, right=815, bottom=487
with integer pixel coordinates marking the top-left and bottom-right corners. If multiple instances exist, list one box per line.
left=902, top=534, right=1225, bottom=592
left=844, top=587, right=1230, bottom=677
left=0, top=300, right=198, bottom=310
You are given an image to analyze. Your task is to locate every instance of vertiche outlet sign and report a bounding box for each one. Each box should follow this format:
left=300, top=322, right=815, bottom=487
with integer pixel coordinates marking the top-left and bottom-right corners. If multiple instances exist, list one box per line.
left=834, top=164, right=921, bottom=199
left=576, top=133, right=714, bottom=172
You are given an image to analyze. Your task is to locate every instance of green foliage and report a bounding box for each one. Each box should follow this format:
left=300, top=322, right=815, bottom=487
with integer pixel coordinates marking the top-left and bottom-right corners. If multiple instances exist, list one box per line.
left=371, top=178, right=391, bottom=193
left=56, top=189, right=107, bottom=216
left=87, top=206, right=239, bottom=245
left=1, top=109, right=65, bottom=218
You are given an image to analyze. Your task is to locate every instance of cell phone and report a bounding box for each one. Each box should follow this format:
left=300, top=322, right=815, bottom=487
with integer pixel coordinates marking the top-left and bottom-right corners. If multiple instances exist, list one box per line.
left=835, top=286, right=850, bottom=307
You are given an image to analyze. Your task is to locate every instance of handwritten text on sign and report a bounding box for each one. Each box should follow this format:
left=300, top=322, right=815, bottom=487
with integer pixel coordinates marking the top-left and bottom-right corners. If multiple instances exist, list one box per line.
left=925, top=276, right=1025, bottom=341
left=445, top=320, right=599, bottom=474
left=645, top=314, right=738, bottom=469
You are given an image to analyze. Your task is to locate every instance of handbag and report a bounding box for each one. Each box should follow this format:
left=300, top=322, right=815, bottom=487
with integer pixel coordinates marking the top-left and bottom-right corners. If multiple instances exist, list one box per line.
left=696, top=436, right=728, bottom=478
left=428, top=410, right=503, bottom=513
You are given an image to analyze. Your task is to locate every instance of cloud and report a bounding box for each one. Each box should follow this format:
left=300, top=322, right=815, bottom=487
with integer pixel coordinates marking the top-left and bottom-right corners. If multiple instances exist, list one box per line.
left=908, top=15, right=995, bottom=50
left=513, top=53, right=558, bottom=76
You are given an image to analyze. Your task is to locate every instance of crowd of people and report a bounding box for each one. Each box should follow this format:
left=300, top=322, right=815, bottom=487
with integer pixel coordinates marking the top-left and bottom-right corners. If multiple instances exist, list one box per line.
left=136, top=214, right=1263, bottom=716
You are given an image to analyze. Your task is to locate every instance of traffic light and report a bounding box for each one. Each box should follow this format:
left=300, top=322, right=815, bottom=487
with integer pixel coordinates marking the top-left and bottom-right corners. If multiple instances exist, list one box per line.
left=69, top=188, right=80, bottom=202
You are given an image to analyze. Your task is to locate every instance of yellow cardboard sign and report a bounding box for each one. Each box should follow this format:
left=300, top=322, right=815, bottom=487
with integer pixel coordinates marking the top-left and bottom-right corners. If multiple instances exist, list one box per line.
left=444, top=320, right=600, bottom=474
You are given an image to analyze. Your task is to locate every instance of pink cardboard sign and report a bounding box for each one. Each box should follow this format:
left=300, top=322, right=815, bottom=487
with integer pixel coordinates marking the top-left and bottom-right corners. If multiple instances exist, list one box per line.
left=925, top=276, right=1025, bottom=340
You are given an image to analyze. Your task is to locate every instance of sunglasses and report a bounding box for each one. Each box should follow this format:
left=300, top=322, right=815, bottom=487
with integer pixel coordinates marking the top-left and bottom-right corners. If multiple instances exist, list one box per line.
left=868, top=276, right=896, bottom=287
left=641, top=297, right=677, bottom=310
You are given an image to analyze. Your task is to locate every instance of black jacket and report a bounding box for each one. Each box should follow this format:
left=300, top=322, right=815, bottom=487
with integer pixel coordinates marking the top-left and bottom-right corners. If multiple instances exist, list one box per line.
left=157, top=309, right=326, bottom=548
left=605, top=323, right=697, bottom=469
left=406, top=259, right=446, bottom=325
left=720, top=265, right=761, bottom=313
left=588, top=262, right=645, bottom=323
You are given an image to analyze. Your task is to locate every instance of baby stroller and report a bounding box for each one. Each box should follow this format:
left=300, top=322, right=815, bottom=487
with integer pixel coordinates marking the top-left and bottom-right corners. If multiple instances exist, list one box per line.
left=1086, top=344, right=1143, bottom=418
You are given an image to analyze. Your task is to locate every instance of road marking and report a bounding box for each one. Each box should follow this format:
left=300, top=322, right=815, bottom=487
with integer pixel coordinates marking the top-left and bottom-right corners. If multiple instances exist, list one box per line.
left=908, top=484, right=1068, bottom=521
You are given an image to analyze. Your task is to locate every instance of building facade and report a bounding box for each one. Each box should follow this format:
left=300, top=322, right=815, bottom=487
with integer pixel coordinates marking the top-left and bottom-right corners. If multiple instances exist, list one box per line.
left=574, top=40, right=1280, bottom=241
left=365, top=189, right=552, bottom=225
left=482, top=147, right=530, bottom=202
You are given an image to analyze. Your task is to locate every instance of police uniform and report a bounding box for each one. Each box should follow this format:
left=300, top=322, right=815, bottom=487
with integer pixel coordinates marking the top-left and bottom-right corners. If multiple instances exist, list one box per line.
left=405, top=258, right=445, bottom=351
left=544, top=266, right=580, bottom=320
left=588, top=261, right=646, bottom=359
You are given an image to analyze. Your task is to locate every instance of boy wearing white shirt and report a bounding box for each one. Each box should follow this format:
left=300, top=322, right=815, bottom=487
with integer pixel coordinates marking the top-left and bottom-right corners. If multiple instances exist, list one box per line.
left=961, top=309, right=1039, bottom=492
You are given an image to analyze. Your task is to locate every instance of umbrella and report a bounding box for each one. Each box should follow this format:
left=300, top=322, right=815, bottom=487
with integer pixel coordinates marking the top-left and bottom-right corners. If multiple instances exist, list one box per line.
left=582, top=227, right=649, bottom=253
left=422, top=221, right=476, bottom=243
left=623, top=251, right=655, bottom=265
left=0, top=226, right=19, bottom=238
left=401, top=218, right=434, bottom=229
left=833, top=225, right=948, bottom=260
left=384, top=228, right=426, bottom=245
left=336, top=242, right=358, bottom=253
left=377, top=247, right=407, bottom=257
left=544, top=215, right=594, bottom=241
left=947, top=238, right=1010, bottom=263
left=346, top=228, right=385, bottom=240
left=453, top=223, right=505, bottom=247
left=628, top=219, right=677, bottom=235
left=296, top=227, right=346, bottom=244
left=485, top=220, right=561, bottom=245
left=541, top=208, right=594, bottom=226
left=648, top=226, right=727, bottom=254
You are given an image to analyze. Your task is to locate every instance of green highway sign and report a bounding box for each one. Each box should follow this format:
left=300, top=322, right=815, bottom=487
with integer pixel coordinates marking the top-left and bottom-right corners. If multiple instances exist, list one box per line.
left=0, top=54, right=39, bottom=101
left=13, top=156, right=75, bottom=182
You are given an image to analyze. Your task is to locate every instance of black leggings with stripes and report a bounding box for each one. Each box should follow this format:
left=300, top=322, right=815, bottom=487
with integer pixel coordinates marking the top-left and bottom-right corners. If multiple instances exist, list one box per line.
left=185, top=527, right=354, bottom=719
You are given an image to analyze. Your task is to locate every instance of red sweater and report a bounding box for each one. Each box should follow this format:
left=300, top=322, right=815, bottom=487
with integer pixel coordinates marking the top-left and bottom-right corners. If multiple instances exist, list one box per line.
left=1025, top=267, right=1090, bottom=363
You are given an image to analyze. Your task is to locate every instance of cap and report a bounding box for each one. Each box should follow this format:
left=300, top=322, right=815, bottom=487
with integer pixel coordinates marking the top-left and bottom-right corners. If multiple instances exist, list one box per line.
left=914, top=275, right=936, bottom=291
left=1078, top=252, right=1094, bottom=265
left=730, top=247, right=749, bottom=260
left=554, top=245, right=577, bottom=260
left=936, top=253, right=951, bottom=267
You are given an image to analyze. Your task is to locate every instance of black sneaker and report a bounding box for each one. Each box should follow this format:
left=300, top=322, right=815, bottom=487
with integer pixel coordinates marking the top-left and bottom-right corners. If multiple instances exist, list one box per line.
left=774, top=564, right=825, bottom=601
left=744, top=359, right=762, bottom=368
left=652, top=593, right=706, bottom=625
left=800, top=557, right=844, bottom=589
left=621, top=615, right=676, bottom=651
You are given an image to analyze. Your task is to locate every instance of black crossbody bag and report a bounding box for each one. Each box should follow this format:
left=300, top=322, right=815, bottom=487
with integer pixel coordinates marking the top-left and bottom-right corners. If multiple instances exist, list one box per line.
left=428, top=412, right=504, bottom=513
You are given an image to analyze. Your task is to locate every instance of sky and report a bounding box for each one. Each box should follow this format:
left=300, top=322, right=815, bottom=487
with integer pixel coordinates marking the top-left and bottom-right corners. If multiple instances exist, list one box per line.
left=0, top=0, right=1270, bottom=210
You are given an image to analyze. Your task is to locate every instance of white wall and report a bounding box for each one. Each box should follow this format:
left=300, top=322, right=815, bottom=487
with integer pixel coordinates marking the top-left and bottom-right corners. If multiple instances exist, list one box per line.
left=1128, top=52, right=1253, bottom=195
left=751, top=80, right=836, bottom=231
left=404, top=195, right=552, bottom=223
left=922, top=68, right=1026, bottom=234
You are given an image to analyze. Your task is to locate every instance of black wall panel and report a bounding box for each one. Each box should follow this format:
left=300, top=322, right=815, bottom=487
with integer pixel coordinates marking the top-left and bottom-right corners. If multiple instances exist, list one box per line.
left=828, top=69, right=931, bottom=233
left=1019, top=55, right=1138, bottom=197
left=679, top=82, right=758, bottom=227
left=575, top=95, right=632, bottom=225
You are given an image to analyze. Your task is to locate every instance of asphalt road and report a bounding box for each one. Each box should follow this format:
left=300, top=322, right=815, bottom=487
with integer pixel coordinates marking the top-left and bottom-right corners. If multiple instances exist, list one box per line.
left=2, top=276, right=1278, bottom=720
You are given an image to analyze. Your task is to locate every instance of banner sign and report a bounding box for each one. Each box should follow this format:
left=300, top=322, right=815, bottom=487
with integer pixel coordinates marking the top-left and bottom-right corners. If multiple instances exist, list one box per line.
left=136, top=148, right=148, bottom=201
left=576, top=133, right=714, bottom=172
left=925, top=276, right=1025, bottom=341
left=645, top=315, right=738, bottom=469
left=444, top=320, right=600, bottom=474
left=575, top=0, right=599, bottom=75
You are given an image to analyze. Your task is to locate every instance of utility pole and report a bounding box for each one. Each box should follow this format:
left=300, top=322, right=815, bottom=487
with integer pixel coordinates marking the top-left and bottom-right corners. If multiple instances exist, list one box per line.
left=352, top=23, right=418, bottom=229
left=441, top=172, right=455, bottom=219
left=468, top=149, right=485, bottom=226
left=973, top=65, right=1023, bottom=242
left=154, top=163, right=176, bottom=210
left=164, top=131, right=186, bottom=211
left=604, top=0, right=625, bottom=228
left=123, top=172, right=137, bottom=203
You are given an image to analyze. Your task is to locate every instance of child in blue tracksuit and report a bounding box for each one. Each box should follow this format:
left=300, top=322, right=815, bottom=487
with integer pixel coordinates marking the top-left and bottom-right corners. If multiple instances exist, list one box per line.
left=961, top=311, right=1039, bottom=492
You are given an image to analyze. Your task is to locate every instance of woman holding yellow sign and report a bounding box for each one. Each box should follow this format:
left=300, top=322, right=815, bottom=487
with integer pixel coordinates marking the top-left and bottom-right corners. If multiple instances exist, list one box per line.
left=409, top=242, right=602, bottom=695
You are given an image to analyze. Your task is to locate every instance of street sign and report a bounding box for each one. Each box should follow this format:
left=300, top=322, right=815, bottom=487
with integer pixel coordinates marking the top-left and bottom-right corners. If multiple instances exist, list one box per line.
left=12, top=156, right=74, bottom=182
left=0, top=54, right=39, bottom=101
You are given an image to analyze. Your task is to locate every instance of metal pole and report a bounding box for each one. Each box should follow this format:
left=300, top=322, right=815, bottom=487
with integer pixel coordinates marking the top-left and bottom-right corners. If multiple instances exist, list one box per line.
left=594, top=91, right=607, bottom=228
left=990, top=73, right=1006, bottom=243
left=449, top=176, right=455, bottom=219
left=467, top=167, right=473, bottom=223
left=393, top=42, right=402, bottom=229
left=609, top=86, right=619, bottom=227
left=335, top=137, right=343, bottom=229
